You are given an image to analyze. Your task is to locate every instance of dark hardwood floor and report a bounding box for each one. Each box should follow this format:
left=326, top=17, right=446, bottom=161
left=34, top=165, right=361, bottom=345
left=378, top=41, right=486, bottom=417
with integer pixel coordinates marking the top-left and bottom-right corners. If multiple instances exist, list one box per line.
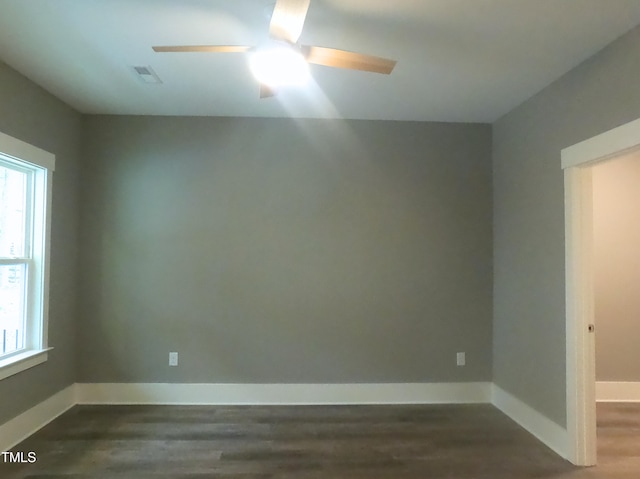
left=1, top=402, right=638, bottom=478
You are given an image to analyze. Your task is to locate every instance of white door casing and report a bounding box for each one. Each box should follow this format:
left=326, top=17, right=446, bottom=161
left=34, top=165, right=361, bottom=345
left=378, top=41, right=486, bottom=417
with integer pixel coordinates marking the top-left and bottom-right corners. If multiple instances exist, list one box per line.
left=562, top=117, right=640, bottom=466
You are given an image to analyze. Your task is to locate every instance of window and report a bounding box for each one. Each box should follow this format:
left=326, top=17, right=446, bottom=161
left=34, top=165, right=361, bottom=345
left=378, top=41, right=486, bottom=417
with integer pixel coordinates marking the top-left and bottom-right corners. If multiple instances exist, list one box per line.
left=0, top=131, right=55, bottom=380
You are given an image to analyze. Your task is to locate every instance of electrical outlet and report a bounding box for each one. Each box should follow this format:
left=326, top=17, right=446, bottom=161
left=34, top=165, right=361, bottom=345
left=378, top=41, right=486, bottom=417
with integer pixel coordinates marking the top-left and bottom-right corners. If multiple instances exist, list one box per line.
left=456, top=352, right=465, bottom=367
left=169, top=352, right=178, bottom=366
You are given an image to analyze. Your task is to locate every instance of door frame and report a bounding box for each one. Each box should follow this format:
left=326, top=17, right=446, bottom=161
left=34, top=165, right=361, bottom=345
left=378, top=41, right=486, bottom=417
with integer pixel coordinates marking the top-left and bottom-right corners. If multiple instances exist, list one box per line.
left=562, top=117, right=640, bottom=466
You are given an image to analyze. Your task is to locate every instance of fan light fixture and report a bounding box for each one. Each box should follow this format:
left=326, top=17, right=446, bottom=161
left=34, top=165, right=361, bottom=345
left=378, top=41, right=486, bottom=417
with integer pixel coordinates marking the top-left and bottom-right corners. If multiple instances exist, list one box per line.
left=152, top=0, right=397, bottom=99
left=249, top=43, right=310, bottom=88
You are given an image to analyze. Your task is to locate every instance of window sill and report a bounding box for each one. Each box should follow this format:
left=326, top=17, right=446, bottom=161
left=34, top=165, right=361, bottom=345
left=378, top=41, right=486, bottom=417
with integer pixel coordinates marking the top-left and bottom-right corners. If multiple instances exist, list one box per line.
left=0, top=348, right=53, bottom=381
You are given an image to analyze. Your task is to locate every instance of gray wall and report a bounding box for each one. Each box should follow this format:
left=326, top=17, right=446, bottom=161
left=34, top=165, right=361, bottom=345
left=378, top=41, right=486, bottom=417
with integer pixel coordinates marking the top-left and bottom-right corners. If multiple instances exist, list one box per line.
left=0, top=62, right=81, bottom=425
left=78, top=116, right=492, bottom=383
left=593, top=152, right=640, bottom=382
left=492, top=25, right=640, bottom=426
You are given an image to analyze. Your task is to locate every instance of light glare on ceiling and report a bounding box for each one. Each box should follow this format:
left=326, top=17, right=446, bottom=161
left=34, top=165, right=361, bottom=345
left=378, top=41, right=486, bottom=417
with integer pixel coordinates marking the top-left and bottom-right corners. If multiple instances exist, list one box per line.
left=249, top=44, right=310, bottom=88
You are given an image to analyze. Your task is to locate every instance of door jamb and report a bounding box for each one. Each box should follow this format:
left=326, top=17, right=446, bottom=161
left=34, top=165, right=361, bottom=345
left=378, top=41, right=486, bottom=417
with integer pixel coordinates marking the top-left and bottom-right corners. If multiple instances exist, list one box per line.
left=562, top=117, right=640, bottom=466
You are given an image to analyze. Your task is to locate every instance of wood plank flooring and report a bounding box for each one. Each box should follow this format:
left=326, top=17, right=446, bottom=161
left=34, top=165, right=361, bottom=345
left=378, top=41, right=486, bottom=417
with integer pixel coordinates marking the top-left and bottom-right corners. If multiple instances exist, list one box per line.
left=1, top=402, right=638, bottom=478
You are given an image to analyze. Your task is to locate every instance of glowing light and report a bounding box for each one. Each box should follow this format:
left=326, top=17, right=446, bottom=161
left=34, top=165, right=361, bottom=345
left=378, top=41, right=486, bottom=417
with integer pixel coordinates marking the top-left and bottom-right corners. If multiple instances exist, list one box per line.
left=249, top=43, right=310, bottom=88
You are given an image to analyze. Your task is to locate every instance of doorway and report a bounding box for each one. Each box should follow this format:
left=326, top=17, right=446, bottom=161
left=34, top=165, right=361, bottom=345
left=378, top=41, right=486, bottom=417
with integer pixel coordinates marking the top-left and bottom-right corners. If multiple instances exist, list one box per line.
left=592, top=154, right=640, bottom=402
left=562, top=117, right=640, bottom=466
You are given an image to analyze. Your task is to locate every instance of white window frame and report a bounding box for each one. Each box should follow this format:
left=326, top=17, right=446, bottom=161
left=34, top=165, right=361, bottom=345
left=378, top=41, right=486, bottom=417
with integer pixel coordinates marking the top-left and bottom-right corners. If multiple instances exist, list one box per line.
left=0, top=131, right=55, bottom=381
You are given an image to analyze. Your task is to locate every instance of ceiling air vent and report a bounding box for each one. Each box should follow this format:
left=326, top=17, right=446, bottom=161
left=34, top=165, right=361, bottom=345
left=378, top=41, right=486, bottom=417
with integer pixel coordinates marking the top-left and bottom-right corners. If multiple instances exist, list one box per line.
left=131, top=65, right=162, bottom=84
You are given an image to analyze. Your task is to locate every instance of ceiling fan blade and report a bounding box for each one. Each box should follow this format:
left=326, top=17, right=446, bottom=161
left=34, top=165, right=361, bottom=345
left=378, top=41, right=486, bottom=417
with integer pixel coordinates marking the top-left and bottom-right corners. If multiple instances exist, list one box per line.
left=260, top=84, right=276, bottom=99
left=301, top=46, right=396, bottom=74
left=269, top=0, right=311, bottom=44
left=152, top=45, right=251, bottom=53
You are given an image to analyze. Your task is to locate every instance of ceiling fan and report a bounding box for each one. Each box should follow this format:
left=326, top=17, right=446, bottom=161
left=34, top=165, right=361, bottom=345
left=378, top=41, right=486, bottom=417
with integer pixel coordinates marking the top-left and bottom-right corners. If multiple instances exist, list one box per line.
left=152, top=0, right=397, bottom=98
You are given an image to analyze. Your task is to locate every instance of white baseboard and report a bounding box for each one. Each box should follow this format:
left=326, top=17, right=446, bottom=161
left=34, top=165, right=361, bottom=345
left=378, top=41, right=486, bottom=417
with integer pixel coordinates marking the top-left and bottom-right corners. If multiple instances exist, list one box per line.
left=8, top=381, right=578, bottom=460
left=76, top=382, right=492, bottom=405
left=596, top=381, right=640, bottom=402
left=491, top=384, right=568, bottom=459
left=0, top=384, right=76, bottom=452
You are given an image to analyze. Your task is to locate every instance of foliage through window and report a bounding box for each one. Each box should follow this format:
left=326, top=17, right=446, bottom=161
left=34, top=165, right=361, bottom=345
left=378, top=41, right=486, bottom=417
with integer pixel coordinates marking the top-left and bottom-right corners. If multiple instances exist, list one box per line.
left=0, top=163, right=30, bottom=356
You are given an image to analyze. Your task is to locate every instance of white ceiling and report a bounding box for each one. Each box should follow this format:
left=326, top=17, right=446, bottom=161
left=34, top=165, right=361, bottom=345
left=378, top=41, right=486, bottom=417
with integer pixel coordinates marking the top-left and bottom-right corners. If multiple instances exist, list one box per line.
left=1, top=0, right=640, bottom=122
